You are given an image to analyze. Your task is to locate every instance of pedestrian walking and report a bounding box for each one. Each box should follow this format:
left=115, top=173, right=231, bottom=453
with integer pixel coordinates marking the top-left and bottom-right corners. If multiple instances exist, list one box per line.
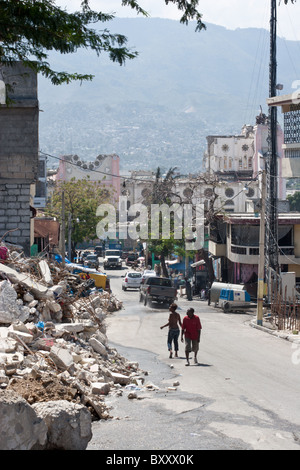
left=181, top=308, right=202, bottom=366
left=160, top=303, right=182, bottom=358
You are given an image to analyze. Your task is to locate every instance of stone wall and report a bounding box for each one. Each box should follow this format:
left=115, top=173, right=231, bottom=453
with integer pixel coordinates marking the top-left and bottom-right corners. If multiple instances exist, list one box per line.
left=0, top=183, right=31, bottom=252
left=0, top=62, right=39, bottom=254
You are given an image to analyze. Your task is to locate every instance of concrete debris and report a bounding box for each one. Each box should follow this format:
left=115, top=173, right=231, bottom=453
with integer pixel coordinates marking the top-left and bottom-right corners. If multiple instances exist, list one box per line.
left=32, top=400, right=92, bottom=450
left=0, top=389, right=48, bottom=450
left=0, top=246, right=150, bottom=450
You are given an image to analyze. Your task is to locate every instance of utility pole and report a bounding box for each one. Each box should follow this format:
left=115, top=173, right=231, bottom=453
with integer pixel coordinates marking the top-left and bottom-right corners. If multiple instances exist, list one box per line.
left=61, top=191, right=65, bottom=268
left=265, top=0, right=279, bottom=299
left=68, top=212, right=72, bottom=262
left=257, top=170, right=267, bottom=326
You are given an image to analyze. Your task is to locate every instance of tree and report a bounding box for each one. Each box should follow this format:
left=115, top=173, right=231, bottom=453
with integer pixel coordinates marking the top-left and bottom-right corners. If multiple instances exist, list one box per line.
left=142, top=167, right=186, bottom=277
left=45, top=177, right=114, bottom=258
left=0, top=0, right=205, bottom=85
left=287, top=192, right=300, bottom=212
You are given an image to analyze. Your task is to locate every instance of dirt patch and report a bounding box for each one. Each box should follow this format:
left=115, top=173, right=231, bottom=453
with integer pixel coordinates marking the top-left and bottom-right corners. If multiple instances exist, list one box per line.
left=7, top=375, right=76, bottom=405
left=7, top=374, right=110, bottom=420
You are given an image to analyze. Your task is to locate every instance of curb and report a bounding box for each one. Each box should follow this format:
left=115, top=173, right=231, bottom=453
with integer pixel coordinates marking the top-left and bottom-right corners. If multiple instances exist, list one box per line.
left=250, top=319, right=300, bottom=344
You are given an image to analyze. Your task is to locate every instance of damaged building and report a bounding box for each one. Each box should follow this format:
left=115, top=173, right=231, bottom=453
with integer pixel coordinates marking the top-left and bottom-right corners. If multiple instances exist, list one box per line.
left=0, top=62, right=39, bottom=255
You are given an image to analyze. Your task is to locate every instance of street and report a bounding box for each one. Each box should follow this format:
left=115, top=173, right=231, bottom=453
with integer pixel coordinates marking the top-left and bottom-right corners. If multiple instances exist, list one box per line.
left=88, top=264, right=300, bottom=451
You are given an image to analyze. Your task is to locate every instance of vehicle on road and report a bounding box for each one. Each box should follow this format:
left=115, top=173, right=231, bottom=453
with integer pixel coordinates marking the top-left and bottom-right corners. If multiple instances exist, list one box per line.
left=84, top=254, right=99, bottom=270
left=139, top=276, right=177, bottom=306
left=122, top=271, right=142, bottom=290
left=103, top=250, right=122, bottom=269
left=126, top=253, right=139, bottom=266
left=94, top=246, right=103, bottom=257
left=141, top=270, right=157, bottom=283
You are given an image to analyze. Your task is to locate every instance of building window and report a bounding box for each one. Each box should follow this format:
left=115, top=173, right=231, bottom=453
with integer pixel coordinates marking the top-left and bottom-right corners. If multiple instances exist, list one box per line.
left=225, top=188, right=235, bottom=198
left=284, top=104, right=300, bottom=144
left=246, top=187, right=255, bottom=198
left=239, top=159, right=242, bottom=169
left=204, top=188, right=213, bottom=198
left=38, top=159, right=46, bottom=178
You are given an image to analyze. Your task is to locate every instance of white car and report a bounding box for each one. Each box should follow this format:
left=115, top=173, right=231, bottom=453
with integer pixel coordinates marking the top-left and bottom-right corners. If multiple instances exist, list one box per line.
left=122, top=272, right=143, bottom=290
left=141, top=270, right=157, bottom=283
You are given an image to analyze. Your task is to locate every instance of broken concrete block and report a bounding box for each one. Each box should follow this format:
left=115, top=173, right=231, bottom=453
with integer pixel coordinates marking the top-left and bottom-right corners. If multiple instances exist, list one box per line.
left=89, top=337, right=107, bottom=357
left=49, top=345, right=74, bottom=371
left=91, top=382, right=110, bottom=395
left=110, top=372, right=130, bottom=386
left=33, top=400, right=92, bottom=450
left=0, top=337, right=17, bottom=353
left=0, top=370, right=9, bottom=386
left=93, top=330, right=108, bottom=345
left=8, top=330, right=33, bottom=345
left=55, top=323, right=85, bottom=334
left=46, top=300, right=62, bottom=314
left=23, top=293, right=34, bottom=303
left=0, top=263, right=53, bottom=300
left=39, top=260, right=53, bottom=286
left=0, top=390, right=48, bottom=450
left=0, top=280, right=30, bottom=324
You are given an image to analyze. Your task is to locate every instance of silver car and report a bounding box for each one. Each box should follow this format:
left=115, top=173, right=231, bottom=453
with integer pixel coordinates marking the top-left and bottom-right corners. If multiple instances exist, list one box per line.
left=84, top=254, right=99, bottom=270
left=122, top=272, right=142, bottom=290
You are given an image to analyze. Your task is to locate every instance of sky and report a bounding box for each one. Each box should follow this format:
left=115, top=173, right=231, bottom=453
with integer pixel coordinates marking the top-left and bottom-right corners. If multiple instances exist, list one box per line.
left=57, top=0, right=300, bottom=41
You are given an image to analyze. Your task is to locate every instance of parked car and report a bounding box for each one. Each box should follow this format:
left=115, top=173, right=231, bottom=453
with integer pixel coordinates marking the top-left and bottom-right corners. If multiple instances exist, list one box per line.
left=139, top=276, right=177, bottom=306
left=84, top=254, right=99, bottom=270
left=122, top=272, right=142, bottom=290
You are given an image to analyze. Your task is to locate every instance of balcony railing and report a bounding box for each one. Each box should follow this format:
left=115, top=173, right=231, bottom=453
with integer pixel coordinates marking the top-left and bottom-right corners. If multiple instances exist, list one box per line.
left=231, top=245, right=295, bottom=258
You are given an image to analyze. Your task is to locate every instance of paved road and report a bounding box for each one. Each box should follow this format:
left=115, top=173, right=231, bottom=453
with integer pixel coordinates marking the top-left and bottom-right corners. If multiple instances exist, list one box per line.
left=88, top=265, right=300, bottom=451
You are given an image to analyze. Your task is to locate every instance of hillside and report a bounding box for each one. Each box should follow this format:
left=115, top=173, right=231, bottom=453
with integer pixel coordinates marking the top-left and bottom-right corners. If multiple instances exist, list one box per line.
left=38, top=17, right=299, bottom=173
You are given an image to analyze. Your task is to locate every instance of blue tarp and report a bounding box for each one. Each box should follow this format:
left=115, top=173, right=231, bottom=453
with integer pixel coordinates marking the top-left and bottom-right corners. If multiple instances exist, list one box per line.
left=54, top=254, right=104, bottom=275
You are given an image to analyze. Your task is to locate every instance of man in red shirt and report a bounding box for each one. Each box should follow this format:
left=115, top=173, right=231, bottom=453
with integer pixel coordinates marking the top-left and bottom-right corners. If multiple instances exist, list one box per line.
left=181, top=308, right=202, bottom=366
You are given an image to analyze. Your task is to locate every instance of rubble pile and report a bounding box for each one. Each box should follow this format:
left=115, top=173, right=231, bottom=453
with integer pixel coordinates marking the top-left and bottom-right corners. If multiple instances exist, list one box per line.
left=0, top=247, right=145, bottom=427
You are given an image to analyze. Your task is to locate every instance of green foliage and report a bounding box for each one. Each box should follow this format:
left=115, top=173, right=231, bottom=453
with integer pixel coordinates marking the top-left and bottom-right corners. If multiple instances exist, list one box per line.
left=287, top=192, right=300, bottom=212
left=45, top=177, right=114, bottom=246
left=0, top=0, right=205, bottom=85
left=143, top=167, right=188, bottom=274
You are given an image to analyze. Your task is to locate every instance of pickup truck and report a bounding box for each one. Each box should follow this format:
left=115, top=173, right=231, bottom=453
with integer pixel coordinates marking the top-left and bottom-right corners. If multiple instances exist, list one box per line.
left=139, top=276, right=177, bottom=306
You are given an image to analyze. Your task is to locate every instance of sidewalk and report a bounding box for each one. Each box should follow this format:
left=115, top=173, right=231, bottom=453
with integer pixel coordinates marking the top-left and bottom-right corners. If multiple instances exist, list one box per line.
left=181, top=291, right=300, bottom=344
left=250, top=317, right=300, bottom=344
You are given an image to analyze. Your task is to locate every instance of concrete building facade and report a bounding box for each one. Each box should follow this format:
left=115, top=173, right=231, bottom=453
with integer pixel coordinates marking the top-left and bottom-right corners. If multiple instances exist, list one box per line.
left=55, top=153, right=120, bottom=200
left=0, top=62, right=39, bottom=254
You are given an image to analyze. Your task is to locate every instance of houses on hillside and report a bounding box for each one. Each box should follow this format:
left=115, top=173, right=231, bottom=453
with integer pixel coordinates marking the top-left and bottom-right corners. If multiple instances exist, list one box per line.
left=2, top=69, right=297, bottom=297
left=31, top=105, right=300, bottom=295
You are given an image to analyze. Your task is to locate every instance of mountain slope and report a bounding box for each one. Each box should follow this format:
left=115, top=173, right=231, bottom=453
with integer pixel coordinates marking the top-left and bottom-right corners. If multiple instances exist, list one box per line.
left=38, top=17, right=299, bottom=173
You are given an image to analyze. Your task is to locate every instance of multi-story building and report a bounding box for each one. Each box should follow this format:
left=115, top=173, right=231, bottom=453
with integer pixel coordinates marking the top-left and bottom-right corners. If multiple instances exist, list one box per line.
left=209, top=212, right=300, bottom=295
left=268, top=92, right=300, bottom=177
left=203, top=115, right=286, bottom=200
left=55, top=153, right=120, bottom=200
